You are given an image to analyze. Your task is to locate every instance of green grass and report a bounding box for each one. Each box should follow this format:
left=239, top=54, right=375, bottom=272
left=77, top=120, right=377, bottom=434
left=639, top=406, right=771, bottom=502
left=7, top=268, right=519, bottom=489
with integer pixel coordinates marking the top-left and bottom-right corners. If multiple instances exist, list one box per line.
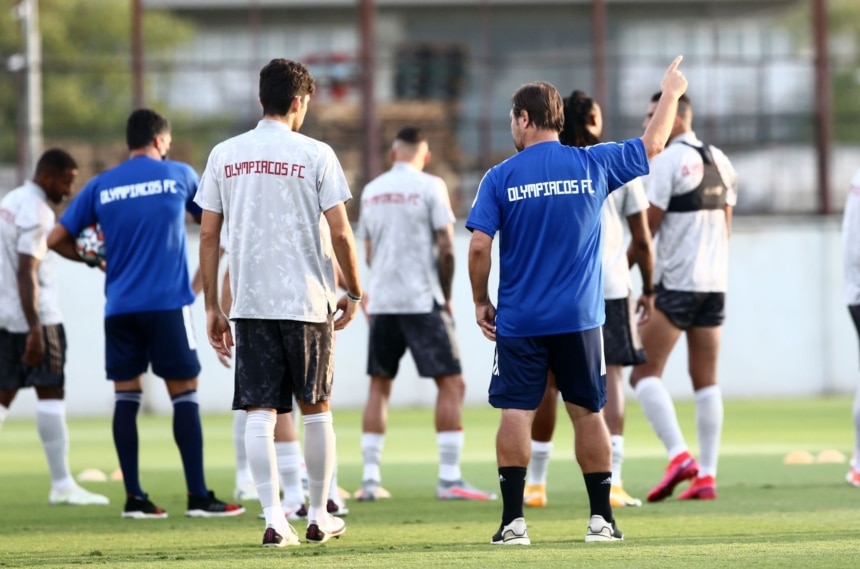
left=1, top=398, right=858, bottom=568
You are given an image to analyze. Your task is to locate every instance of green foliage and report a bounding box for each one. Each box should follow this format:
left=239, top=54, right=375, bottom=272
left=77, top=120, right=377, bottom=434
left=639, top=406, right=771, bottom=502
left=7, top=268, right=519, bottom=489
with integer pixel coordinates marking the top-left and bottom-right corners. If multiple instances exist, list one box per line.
left=0, top=399, right=857, bottom=568
left=0, top=0, right=194, bottom=162
left=784, top=0, right=860, bottom=142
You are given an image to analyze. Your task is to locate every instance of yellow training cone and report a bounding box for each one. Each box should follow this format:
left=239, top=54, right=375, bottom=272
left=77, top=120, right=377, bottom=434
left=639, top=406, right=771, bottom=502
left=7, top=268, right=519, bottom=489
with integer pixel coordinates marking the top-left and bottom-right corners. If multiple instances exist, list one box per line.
left=816, top=449, right=847, bottom=463
left=783, top=450, right=815, bottom=464
left=110, top=468, right=124, bottom=481
left=77, top=468, right=107, bottom=482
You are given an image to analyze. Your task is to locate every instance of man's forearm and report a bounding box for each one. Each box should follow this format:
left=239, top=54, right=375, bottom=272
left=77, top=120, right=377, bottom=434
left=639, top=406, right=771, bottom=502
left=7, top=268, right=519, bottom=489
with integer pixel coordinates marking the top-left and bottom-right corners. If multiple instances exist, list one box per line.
left=332, top=232, right=362, bottom=298
left=199, top=233, right=222, bottom=312
left=468, top=242, right=491, bottom=304
left=17, top=273, right=40, bottom=330
left=438, top=252, right=454, bottom=301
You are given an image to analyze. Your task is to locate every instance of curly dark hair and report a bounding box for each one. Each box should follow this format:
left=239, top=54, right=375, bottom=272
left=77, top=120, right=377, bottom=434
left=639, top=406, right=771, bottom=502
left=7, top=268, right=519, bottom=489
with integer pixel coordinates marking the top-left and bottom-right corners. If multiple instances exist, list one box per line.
left=559, top=90, right=600, bottom=148
left=259, top=58, right=317, bottom=116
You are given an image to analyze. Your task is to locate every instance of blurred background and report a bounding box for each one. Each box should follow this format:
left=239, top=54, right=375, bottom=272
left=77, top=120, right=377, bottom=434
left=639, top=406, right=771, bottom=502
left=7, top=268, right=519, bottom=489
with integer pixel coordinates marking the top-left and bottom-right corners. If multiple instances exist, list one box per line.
left=2, top=0, right=859, bottom=216
left=1, top=0, right=859, bottom=417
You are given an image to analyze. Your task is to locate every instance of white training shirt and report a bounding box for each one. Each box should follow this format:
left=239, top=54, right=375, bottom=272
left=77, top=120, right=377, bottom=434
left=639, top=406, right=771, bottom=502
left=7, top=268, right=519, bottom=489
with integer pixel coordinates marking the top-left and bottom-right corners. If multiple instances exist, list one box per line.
left=0, top=181, right=63, bottom=332
left=194, top=119, right=351, bottom=322
left=843, top=167, right=860, bottom=306
left=602, top=178, right=649, bottom=300
left=356, top=162, right=455, bottom=314
left=643, top=131, right=738, bottom=292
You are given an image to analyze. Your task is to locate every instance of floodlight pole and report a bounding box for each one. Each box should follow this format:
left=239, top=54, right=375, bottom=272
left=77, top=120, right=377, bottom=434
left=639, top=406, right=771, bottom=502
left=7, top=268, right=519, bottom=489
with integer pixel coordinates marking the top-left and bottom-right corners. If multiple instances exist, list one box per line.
left=132, top=0, right=144, bottom=108
left=591, top=0, right=607, bottom=130
left=812, top=0, right=832, bottom=215
left=359, top=0, right=380, bottom=188
left=18, top=0, right=42, bottom=181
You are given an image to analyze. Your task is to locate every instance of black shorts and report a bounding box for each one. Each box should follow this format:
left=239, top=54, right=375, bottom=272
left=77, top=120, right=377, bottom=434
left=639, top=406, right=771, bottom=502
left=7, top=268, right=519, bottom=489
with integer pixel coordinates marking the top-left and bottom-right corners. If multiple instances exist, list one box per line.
left=367, top=305, right=461, bottom=379
left=655, top=284, right=726, bottom=329
left=0, top=325, right=66, bottom=391
left=849, top=305, right=860, bottom=368
left=603, top=296, right=646, bottom=366
left=233, top=317, right=334, bottom=413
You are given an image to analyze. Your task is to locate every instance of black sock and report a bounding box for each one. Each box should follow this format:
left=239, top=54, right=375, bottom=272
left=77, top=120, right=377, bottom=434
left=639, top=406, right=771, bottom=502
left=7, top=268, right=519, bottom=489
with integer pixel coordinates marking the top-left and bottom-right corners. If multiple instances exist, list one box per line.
left=583, top=472, right=613, bottom=522
left=498, top=466, right=527, bottom=526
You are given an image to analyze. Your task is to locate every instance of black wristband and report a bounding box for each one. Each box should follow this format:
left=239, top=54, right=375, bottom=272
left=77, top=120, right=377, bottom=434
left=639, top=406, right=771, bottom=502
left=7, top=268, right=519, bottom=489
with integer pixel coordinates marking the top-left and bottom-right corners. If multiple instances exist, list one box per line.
left=642, top=288, right=655, bottom=296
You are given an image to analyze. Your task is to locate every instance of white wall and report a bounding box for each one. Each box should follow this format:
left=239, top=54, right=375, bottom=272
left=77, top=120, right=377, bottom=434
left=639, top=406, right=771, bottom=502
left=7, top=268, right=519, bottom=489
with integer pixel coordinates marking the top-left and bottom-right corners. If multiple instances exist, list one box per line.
left=7, top=216, right=858, bottom=418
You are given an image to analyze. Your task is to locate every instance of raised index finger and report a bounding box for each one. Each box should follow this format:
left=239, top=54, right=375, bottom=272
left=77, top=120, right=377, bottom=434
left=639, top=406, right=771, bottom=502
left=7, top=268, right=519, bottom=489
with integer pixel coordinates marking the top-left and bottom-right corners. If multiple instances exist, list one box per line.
left=667, top=55, right=684, bottom=72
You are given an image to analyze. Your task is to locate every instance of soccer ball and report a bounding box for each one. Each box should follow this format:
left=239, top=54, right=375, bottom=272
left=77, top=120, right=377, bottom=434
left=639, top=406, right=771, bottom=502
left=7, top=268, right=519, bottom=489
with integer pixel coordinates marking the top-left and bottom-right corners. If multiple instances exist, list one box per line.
left=75, top=223, right=106, bottom=266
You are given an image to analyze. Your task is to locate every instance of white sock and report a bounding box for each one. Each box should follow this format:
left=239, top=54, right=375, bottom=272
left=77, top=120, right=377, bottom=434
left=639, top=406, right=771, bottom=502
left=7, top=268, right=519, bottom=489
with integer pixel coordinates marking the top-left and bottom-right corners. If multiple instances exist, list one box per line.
left=245, top=411, right=285, bottom=532
left=634, top=377, right=688, bottom=460
left=361, top=432, right=385, bottom=483
left=37, top=400, right=74, bottom=489
left=437, top=430, right=463, bottom=482
left=853, top=388, right=860, bottom=465
left=304, top=412, right=335, bottom=523
left=695, top=385, right=723, bottom=478
left=0, top=403, right=8, bottom=432
left=528, top=440, right=553, bottom=485
left=275, top=440, right=304, bottom=509
left=610, top=435, right=624, bottom=486
left=233, top=410, right=252, bottom=486
left=328, top=446, right=340, bottom=502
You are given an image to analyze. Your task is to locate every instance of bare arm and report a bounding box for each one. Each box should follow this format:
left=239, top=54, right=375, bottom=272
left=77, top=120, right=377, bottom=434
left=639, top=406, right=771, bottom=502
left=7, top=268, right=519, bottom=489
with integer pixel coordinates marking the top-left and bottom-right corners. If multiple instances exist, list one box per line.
left=626, top=210, right=654, bottom=289
left=47, top=224, right=84, bottom=263
left=364, top=237, right=372, bottom=267
left=436, top=224, right=455, bottom=303
left=468, top=229, right=496, bottom=341
left=640, top=56, right=688, bottom=159
left=725, top=204, right=733, bottom=238
left=625, top=210, right=656, bottom=323
left=646, top=204, right=665, bottom=237
left=199, top=210, right=233, bottom=361
left=17, top=254, right=44, bottom=366
left=324, top=202, right=362, bottom=330
left=199, top=211, right=224, bottom=313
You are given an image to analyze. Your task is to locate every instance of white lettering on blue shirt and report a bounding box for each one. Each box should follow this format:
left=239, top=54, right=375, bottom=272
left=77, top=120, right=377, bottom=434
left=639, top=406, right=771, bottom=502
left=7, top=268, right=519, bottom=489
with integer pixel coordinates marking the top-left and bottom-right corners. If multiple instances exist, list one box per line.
left=506, top=179, right=595, bottom=202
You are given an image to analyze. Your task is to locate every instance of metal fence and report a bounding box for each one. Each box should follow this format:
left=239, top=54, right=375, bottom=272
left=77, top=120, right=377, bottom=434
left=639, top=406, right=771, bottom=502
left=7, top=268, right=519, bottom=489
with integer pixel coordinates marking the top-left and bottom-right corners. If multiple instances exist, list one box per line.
left=2, top=3, right=859, bottom=217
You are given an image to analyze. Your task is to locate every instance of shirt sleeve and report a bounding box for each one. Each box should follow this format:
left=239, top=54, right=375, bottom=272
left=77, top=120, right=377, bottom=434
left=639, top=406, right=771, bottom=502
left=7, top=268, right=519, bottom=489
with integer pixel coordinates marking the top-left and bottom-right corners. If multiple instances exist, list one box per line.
left=181, top=163, right=203, bottom=217
left=430, top=176, right=455, bottom=231
left=194, top=150, right=223, bottom=214
left=15, top=200, right=49, bottom=260
left=317, top=144, right=352, bottom=212
left=465, top=168, right=501, bottom=236
left=712, top=147, right=738, bottom=207
left=621, top=177, right=649, bottom=216
left=585, top=138, right=650, bottom=194
left=643, top=150, right=675, bottom=210
left=59, top=180, right=99, bottom=237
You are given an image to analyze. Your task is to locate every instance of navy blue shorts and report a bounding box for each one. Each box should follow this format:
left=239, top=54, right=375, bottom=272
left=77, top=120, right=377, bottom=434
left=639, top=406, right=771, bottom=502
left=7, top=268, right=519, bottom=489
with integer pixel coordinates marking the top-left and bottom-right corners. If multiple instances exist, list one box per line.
left=489, top=327, right=606, bottom=412
left=0, top=325, right=66, bottom=391
left=104, top=307, right=201, bottom=381
left=367, top=304, right=461, bottom=379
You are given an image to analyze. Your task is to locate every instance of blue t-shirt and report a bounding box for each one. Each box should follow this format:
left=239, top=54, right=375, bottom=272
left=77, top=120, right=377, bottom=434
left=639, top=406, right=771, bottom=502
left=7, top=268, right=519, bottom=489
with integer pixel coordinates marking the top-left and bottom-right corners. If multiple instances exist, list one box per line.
left=465, top=138, right=649, bottom=337
left=59, top=156, right=202, bottom=317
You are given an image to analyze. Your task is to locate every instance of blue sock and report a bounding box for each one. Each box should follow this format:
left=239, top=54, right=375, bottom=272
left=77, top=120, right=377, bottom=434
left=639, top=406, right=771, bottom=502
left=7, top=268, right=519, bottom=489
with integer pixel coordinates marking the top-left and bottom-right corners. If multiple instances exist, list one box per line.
left=172, top=390, right=208, bottom=497
left=113, top=391, right=144, bottom=497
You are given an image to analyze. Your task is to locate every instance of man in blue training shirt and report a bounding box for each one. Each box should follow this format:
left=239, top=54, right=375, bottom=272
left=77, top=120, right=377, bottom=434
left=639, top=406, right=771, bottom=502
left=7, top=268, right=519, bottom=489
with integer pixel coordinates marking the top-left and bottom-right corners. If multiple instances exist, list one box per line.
left=48, top=109, right=244, bottom=520
left=467, top=56, right=688, bottom=545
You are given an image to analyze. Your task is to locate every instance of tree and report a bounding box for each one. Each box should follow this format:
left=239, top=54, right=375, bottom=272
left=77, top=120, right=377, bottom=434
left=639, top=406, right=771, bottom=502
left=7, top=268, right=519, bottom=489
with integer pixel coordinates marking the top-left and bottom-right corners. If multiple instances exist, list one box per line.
left=0, top=0, right=194, bottom=163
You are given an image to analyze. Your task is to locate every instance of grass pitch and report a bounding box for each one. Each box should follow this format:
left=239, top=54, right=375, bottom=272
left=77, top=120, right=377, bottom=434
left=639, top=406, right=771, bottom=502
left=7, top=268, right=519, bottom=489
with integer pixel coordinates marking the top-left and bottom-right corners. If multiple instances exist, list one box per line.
left=1, top=397, right=858, bottom=568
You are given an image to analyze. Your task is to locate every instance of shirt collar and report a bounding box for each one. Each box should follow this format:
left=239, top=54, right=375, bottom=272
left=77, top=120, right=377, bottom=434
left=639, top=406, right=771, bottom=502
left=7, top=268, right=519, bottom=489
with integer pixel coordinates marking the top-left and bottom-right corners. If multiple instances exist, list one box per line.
left=25, top=180, right=47, bottom=202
